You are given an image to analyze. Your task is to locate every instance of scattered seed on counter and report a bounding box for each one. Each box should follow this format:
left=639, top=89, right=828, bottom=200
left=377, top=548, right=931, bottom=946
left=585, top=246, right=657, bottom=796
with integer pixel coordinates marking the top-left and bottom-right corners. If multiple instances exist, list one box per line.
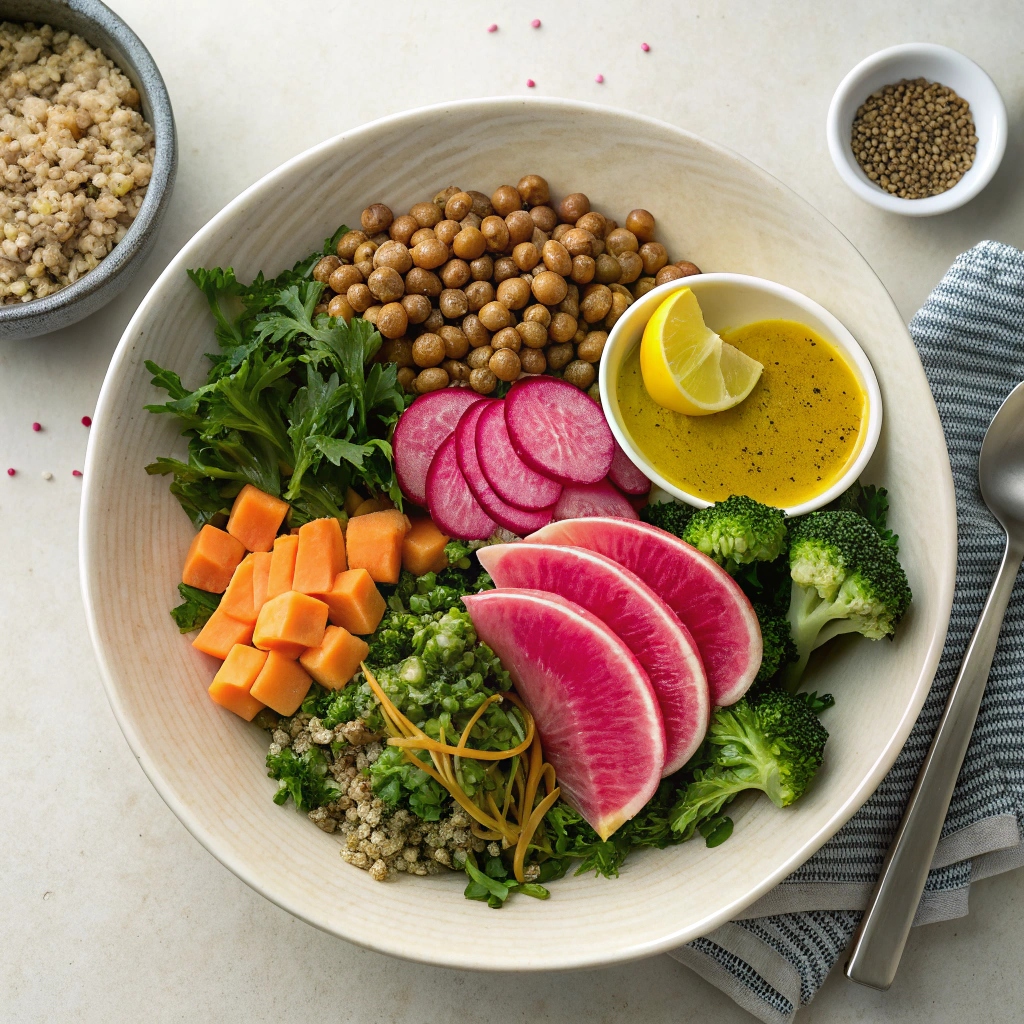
left=32, top=421, right=41, bottom=431
left=595, top=74, right=604, bottom=84
left=641, top=42, right=650, bottom=51
left=487, top=23, right=497, bottom=32
left=81, top=415, right=92, bottom=426
left=531, top=18, right=541, bottom=28
left=6, top=467, right=14, bottom=476
left=526, top=79, right=535, bottom=88
left=42, top=471, right=52, bottom=480
left=72, top=469, right=82, bottom=477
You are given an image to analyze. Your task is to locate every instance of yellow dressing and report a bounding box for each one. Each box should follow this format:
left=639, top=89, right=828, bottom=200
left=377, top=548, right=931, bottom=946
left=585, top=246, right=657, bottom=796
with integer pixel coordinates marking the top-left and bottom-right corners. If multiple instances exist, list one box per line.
left=616, top=319, right=867, bottom=507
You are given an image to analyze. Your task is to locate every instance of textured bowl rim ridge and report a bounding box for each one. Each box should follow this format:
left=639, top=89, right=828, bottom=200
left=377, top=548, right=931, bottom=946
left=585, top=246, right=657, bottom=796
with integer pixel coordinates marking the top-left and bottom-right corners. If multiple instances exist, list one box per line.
left=80, top=96, right=957, bottom=970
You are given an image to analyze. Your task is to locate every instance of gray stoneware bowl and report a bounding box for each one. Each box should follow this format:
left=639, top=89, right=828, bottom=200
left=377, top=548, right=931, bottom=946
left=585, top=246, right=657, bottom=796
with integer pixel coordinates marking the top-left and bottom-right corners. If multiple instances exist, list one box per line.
left=0, top=0, right=176, bottom=340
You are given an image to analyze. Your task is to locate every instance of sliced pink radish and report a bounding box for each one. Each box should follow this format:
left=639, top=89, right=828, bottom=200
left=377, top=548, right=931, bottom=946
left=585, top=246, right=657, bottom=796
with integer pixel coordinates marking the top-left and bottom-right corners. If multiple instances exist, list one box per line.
left=608, top=439, right=651, bottom=495
left=553, top=479, right=639, bottom=521
left=476, top=400, right=562, bottom=511
left=504, top=377, right=614, bottom=485
left=424, top=434, right=495, bottom=540
left=454, top=401, right=553, bottom=535
left=393, top=388, right=486, bottom=505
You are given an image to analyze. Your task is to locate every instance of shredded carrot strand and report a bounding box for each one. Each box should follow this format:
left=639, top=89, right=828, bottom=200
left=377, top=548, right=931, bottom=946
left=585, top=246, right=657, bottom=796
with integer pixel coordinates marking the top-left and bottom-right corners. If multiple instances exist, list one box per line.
left=513, top=787, right=562, bottom=883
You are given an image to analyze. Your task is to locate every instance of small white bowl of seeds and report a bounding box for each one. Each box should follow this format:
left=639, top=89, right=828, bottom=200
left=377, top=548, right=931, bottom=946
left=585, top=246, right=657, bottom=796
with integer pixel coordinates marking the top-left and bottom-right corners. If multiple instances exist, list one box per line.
left=827, top=43, right=1007, bottom=216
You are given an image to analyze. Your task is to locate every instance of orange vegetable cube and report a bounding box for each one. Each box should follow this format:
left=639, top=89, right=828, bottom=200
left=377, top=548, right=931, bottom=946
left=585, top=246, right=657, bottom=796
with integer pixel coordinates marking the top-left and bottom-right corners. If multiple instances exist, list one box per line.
left=182, top=524, right=246, bottom=594
left=192, top=606, right=254, bottom=659
left=250, top=651, right=313, bottom=715
left=251, top=551, right=272, bottom=613
left=352, top=496, right=394, bottom=517
left=300, top=625, right=370, bottom=690
left=208, top=644, right=268, bottom=721
left=226, top=484, right=290, bottom=552
left=266, top=534, right=298, bottom=600
left=344, top=488, right=365, bottom=516
left=402, top=518, right=450, bottom=576
left=293, top=517, right=347, bottom=595
left=219, top=554, right=258, bottom=625
left=319, top=568, right=387, bottom=634
left=345, top=509, right=412, bottom=584
left=253, top=590, right=329, bottom=658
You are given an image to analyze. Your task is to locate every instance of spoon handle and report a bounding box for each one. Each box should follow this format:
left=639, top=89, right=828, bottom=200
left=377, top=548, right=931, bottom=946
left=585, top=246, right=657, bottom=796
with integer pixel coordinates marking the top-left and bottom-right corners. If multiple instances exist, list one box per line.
left=845, top=535, right=1024, bottom=990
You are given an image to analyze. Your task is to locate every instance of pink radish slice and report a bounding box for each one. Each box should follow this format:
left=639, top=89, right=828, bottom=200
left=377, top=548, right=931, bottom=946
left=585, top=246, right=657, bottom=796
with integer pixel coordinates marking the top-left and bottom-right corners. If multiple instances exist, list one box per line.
left=553, top=479, right=639, bottom=521
left=393, top=388, right=486, bottom=505
left=504, top=377, right=614, bottom=485
left=424, top=434, right=495, bottom=540
left=454, top=402, right=553, bottom=535
left=476, top=401, right=562, bottom=511
left=608, top=439, right=651, bottom=495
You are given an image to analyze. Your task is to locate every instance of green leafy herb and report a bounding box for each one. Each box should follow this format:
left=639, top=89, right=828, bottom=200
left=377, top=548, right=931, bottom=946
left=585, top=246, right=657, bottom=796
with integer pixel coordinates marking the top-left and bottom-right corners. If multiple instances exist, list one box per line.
left=266, top=746, right=341, bottom=812
left=169, top=583, right=221, bottom=632
left=463, top=856, right=550, bottom=908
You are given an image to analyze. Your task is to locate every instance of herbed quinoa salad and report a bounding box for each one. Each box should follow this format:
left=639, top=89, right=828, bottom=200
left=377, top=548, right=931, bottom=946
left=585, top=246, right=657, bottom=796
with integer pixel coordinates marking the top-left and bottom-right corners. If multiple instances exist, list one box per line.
left=146, top=174, right=911, bottom=907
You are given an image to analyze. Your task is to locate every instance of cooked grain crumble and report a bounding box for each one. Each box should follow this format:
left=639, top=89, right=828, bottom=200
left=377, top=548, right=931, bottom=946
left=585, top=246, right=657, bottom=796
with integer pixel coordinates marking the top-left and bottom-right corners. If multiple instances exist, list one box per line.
left=0, top=22, right=155, bottom=303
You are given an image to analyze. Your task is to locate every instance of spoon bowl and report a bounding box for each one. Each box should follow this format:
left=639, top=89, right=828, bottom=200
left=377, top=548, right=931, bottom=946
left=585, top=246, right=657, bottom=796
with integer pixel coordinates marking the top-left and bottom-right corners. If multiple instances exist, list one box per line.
left=980, top=380, right=1024, bottom=535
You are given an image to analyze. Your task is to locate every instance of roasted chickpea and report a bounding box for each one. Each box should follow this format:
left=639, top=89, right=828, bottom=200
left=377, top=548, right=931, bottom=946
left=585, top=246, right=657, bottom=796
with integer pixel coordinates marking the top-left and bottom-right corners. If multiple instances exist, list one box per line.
left=531, top=226, right=551, bottom=248
left=478, top=300, right=513, bottom=332
left=480, top=215, right=511, bottom=253
left=489, top=348, right=521, bottom=381
left=588, top=381, right=602, bottom=403
left=414, top=367, right=449, bottom=393
left=354, top=259, right=375, bottom=280
left=632, top=275, right=658, bottom=298
left=549, top=311, right=578, bottom=343
left=616, top=251, right=643, bottom=284
left=575, top=212, right=607, bottom=237
left=373, top=240, right=413, bottom=274
left=444, top=191, right=474, bottom=221
left=435, top=219, right=461, bottom=246
left=602, top=218, right=619, bottom=238
left=376, top=302, right=408, bottom=340
left=606, top=228, right=639, bottom=257
left=590, top=236, right=606, bottom=258
left=675, top=260, right=702, bottom=277
left=469, top=367, right=498, bottom=394
left=466, top=190, right=493, bottom=219
left=353, top=240, right=378, bottom=264
left=496, top=277, right=531, bottom=310
left=519, top=347, right=547, bottom=374
left=452, top=226, right=486, bottom=261
left=328, top=263, right=363, bottom=294
left=512, top=242, right=540, bottom=272
left=580, top=283, right=613, bottom=323
left=637, top=242, right=669, bottom=275
left=327, top=294, right=354, bottom=322
left=464, top=280, right=495, bottom=311
left=467, top=345, right=494, bottom=369
left=367, top=266, right=404, bottom=303
left=594, top=253, right=622, bottom=284
left=491, top=185, right=523, bottom=217
left=346, top=283, right=374, bottom=312
left=655, top=264, right=689, bottom=286
left=469, top=255, right=494, bottom=281
left=491, top=326, right=522, bottom=352
left=360, top=203, right=393, bottom=235
left=571, top=254, right=596, bottom=284
left=516, top=174, right=550, bottom=206
left=577, top=330, right=608, bottom=363
left=572, top=325, right=588, bottom=346
left=397, top=366, right=417, bottom=393
left=336, top=230, right=367, bottom=260
left=551, top=223, right=572, bottom=243
left=562, top=228, right=595, bottom=258
left=546, top=342, right=575, bottom=371
left=460, top=211, right=482, bottom=231
left=369, top=229, right=388, bottom=244
left=438, top=325, right=470, bottom=359
left=538, top=239, right=570, bottom=277
left=422, top=307, right=445, bottom=333
left=462, top=313, right=491, bottom=348
left=505, top=210, right=534, bottom=246
left=409, top=228, right=437, bottom=249
left=412, top=333, right=446, bottom=368
left=409, top=201, right=442, bottom=228
left=438, top=288, right=468, bottom=319
left=313, top=255, right=341, bottom=283
left=529, top=271, right=566, bottom=306
left=405, top=267, right=443, bottom=297
left=488, top=257, right=515, bottom=284
left=516, top=319, right=548, bottom=349
left=557, top=283, right=580, bottom=320
left=557, top=192, right=590, bottom=224
left=401, top=293, right=432, bottom=324
left=362, top=305, right=382, bottom=325
left=440, top=258, right=471, bottom=289
left=530, top=205, right=558, bottom=232
left=605, top=289, right=631, bottom=328
left=411, top=238, right=449, bottom=270
left=388, top=214, right=419, bottom=245
left=442, top=358, right=472, bottom=383
left=625, top=209, right=656, bottom=243
left=563, top=359, right=596, bottom=390
left=522, top=303, right=551, bottom=327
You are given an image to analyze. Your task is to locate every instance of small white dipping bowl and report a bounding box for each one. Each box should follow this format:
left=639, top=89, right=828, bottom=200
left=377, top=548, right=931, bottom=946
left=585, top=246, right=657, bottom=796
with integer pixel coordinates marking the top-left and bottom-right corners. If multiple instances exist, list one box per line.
left=827, top=43, right=1007, bottom=216
left=599, top=273, right=883, bottom=517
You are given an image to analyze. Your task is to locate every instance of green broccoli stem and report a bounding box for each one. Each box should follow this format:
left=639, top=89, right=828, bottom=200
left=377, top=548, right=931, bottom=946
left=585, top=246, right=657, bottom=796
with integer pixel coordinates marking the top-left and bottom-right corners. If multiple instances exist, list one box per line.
left=783, top=583, right=865, bottom=689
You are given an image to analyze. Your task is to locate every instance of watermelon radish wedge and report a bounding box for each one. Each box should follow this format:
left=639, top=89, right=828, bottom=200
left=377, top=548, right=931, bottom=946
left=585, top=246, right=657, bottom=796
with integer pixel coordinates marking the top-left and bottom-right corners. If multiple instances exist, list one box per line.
left=505, top=377, right=614, bottom=485
left=393, top=388, right=485, bottom=505
left=527, top=517, right=762, bottom=707
left=424, top=434, right=495, bottom=540
left=608, top=439, right=652, bottom=496
left=477, top=543, right=710, bottom=774
left=462, top=589, right=665, bottom=839
left=553, top=480, right=638, bottom=521
left=475, top=400, right=562, bottom=511
left=454, top=402, right=553, bottom=535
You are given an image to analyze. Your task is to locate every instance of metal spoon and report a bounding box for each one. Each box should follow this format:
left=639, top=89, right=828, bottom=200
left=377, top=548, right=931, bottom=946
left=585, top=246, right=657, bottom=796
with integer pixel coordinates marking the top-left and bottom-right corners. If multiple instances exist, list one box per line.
left=846, top=379, right=1024, bottom=991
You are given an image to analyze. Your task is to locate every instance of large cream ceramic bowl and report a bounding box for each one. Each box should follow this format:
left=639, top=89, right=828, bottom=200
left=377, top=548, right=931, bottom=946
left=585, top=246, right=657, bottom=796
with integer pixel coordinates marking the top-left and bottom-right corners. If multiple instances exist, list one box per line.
left=80, top=98, right=956, bottom=971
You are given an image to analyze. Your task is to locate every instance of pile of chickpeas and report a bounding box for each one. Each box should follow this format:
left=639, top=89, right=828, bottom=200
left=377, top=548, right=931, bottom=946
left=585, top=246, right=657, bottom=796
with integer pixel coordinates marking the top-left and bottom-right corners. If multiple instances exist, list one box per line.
left=311, top=175, right=701, bottom=399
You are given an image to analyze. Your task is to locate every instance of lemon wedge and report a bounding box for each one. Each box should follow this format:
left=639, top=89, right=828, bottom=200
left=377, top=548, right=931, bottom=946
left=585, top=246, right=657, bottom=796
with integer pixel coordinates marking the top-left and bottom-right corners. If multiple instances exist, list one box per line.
left=639, top=288, right=764, bottom=415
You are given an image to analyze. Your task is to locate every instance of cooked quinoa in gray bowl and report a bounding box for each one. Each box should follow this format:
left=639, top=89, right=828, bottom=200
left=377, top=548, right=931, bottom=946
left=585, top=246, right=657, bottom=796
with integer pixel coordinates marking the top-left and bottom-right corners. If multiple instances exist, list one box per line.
left=0, top=0, right=175, bottom=340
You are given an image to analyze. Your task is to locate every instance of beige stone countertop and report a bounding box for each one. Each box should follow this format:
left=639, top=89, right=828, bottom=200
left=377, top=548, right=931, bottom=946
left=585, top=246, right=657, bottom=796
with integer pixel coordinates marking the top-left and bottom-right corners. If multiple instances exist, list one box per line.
left=2, top=1, right=1022, bottom=1020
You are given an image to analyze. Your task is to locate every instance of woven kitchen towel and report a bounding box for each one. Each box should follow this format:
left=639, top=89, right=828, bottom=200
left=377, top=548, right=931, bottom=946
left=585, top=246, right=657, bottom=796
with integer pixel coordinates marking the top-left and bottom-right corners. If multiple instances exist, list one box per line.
left=668, top=241, right=1024, bottom=1023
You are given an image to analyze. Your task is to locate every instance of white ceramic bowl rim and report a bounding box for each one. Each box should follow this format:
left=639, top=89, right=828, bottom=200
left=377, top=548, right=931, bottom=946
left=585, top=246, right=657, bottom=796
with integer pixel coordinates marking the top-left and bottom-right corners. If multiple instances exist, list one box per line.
left=600, top=273, right=883, bottom=516
left=826, top=42, right=1007, bottom=216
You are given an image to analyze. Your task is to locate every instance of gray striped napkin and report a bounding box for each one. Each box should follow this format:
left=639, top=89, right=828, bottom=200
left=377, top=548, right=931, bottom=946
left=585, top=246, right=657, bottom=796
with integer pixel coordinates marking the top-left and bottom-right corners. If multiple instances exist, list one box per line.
left=668, top=241, right=1024, bottom=1022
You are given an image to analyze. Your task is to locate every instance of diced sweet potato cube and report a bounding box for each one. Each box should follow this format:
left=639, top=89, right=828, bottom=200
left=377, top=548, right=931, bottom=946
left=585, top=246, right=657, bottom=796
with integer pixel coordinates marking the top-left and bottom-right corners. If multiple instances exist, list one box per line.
left=300, top=625, right=370, bottom=690
left=251, top=551, right=272, bottom=613
left=226, top=484, right=290, bottom=552
left=402, top=518, right=450, bottom=576
left=182, top=524, right=246, bottom=594
left=219, top=554, right=258, bottom=625
left=319, top=568, right=386, bottom=634
left=266, top=534, right=298, bottom=600
left=344, top=488, right=365, bottom=516
left=208, top=644, right=268, bottom=720
left=352, top=496, right=394, bottom=517
left=253, top=590, right=329, bottom=658
left=345, top=509, right=412, bottom=584
left=192, top=606, right=254, bottom=659
left=292, top=517, right=347, bottom=595
left=250, top=651, right=312, bottom=715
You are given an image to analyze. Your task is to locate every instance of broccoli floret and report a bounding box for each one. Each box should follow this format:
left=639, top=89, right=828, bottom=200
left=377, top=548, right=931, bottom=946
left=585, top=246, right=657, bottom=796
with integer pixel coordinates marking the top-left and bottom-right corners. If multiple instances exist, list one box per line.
left=826, top=482, right=899, bottom=552
left=681, top=495, right=787, bottom=572
left=669, top=691, right=829, bottom=838
left=640, top=499, right=694, bottom=537
left=784, top=510, right=912, bottom=686
left=753, top=604, right=798, bottom=687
